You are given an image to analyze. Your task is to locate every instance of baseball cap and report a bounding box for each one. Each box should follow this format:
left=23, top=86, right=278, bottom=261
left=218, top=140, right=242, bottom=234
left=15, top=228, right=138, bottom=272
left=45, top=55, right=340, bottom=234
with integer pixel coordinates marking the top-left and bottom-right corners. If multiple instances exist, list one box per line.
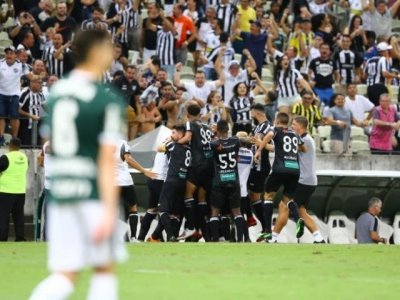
left=4, top=46, right=16, bottom=53
left=229, top=60, right=240, bottom=68
left=249, top=20, right=261, bottom=27
left=377, top=42, right=392, bottom=52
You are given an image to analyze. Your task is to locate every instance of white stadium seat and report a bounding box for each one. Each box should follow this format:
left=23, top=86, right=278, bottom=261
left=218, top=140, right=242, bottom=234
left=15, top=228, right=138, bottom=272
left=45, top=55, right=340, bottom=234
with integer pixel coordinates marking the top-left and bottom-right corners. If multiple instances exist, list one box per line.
left=393, top=213, right=400, bottom=244
left=378, top=219, right=394, bottom=242
left=357, top=84, right=367, bottom=96
left=327, top=211, right=357, bottom=244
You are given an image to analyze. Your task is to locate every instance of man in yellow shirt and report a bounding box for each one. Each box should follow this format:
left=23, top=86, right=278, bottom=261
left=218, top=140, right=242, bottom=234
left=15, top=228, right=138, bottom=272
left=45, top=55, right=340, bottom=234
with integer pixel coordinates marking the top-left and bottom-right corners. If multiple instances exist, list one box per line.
left=237, top=0, right=256, bottom=33
left=0, top=138, right=28, bottom=241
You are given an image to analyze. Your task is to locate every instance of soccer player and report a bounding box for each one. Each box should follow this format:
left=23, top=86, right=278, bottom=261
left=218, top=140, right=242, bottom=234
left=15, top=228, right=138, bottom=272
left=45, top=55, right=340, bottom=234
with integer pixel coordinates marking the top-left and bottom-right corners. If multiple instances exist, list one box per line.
left=263, top=112, right=306, bottom=243
left=30, top=29, right=126, bottom=300
left=209, top=120, right=244, bottom=242
left=291, top=116, right=325, bottom=243
left=246, top=104, right=273, bottom=241
left=115, top=139, right=157, bottom=242
left=178, top=104, right=213, bottom=240
left=158, top=124, right=191, bottom=242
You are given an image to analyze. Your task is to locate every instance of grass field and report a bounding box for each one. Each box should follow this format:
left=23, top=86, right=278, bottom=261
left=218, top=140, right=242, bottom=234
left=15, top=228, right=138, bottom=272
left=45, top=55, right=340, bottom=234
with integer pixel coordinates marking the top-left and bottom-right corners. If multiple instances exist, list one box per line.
left=1, top=243, right=400, bottom=300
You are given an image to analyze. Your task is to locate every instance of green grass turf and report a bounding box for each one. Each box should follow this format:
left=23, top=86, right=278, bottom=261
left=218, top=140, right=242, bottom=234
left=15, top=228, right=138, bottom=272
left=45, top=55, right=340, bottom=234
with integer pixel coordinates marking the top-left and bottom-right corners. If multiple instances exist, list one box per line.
left=1, top=243, right=400, bottom=300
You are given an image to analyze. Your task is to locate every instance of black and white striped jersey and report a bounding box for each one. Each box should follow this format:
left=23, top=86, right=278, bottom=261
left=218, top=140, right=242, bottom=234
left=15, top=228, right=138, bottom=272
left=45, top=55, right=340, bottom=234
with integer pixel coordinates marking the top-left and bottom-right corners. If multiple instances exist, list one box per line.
left=333, top=49, right=363, bottom=84
left=202, top=104, right=223, bottom=125
left=276, top=69, right=302, bottom=98
left=42, top=46, right=70, bottom=78
left=81, top=19, right=109, bottom=31
left=156, top=28, right=176, bottom=66
left=364, top=56, right=389, bottom=86
left=216, top=3, right=237, bottom=33
left=19, top=87, right=45, bottom=129
left=107, top=0, right=137, bottom=44
left=229, top=96, right=252, bottom=124
left=251, top=120, right=272, bottom=172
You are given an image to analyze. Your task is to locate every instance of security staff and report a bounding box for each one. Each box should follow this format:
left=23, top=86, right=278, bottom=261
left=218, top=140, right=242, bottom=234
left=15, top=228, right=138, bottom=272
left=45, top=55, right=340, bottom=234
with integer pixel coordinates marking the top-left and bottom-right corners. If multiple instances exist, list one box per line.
left=0, top=138, right=28, bottom=241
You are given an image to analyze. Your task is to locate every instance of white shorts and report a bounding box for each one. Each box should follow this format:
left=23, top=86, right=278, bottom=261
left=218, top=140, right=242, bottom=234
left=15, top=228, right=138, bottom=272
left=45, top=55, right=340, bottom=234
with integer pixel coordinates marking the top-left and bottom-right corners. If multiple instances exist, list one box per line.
left=47, top=201, right=128, bottom=272
left=277, top=94, right=301, bottom=108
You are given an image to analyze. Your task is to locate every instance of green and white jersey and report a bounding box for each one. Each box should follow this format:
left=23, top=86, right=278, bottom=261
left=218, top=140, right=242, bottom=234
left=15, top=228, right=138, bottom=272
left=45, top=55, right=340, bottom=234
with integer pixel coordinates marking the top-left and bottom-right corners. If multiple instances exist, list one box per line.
left=45, top=71, right=125, bottom=203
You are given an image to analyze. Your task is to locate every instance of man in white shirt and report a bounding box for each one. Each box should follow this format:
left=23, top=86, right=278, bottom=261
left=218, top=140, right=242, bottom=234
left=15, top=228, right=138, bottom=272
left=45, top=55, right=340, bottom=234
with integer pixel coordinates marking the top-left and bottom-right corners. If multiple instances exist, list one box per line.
left=174, top=63, right=225, bottom=107
left=0, top=46, right=41, bottom=145
left=367, top=0, right=400, bottom=38
left=344, top=83, right=374, bottom=123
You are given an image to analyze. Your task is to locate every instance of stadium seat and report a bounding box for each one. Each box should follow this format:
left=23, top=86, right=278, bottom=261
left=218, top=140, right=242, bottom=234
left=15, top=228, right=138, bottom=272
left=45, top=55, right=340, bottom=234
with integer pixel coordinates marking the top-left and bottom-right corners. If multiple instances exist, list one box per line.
left=262, top=68, right=273, bottom=81
left=378, top=219, right=394, bottom=242
left=390, top=85, right=399, bottom=103
left=393, top=213, right=400, bottom=244
left=128, top=50, right=140, bottom=65
left=3, top=133, right=11, bottom=144
left=357, top=84, right=367, bottom=96
left=327, top=211, right=357, bottom=244
left=317, top=126, right=331, bottom=152
left=186, top=52, right=195, bottom=68
left=350, top=126, right=368, bottom=142
left=234, top=53, right=242, bottom=63
left=262, top=81, right=273, bottom=89
left=254, top=94, right=265, bottom=105
left=0, top=31, right=9, bottom=40
left=351, top=140, right=370, bottom=153
left=2, top=17, right=14, bottom=29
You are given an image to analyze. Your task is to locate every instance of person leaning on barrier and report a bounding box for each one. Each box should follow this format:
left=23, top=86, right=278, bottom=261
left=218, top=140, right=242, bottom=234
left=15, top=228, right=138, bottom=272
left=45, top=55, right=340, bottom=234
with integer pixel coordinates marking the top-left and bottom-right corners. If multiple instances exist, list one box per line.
left=356, top=197, right=387, bottom=244
left=0, top=138, right=29, bottom=241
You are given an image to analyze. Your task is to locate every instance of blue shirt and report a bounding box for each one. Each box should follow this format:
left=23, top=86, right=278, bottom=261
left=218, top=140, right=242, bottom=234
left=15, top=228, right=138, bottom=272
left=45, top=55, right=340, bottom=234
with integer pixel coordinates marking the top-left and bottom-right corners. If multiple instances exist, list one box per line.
left=240, top=32, right=267, bottom=69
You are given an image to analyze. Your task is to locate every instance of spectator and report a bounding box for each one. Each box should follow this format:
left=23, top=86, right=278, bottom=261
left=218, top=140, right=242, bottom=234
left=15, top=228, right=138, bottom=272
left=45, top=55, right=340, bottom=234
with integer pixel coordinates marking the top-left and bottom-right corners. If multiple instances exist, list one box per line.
left=356, top=197, right=387, bottom=244
left=236, top=0, right=256, bottom=33
left=309, top=0, right=334, bottom=14
left=41, top=1, right=77, bottom=43
left=42, top=74, right=58, bottom=100
left=292, top=90, right=322, bottom=133
left=141, top=2, right=163, bottom=63
left=0, top=138, right=28, bottom=241
left=172, top=3, right=196, bottom=65
left=344, top=83, right=374, bottom=126
left=308, top=43, right=339, bottom=106
left=81, top=6, right=109, bottom=31
left=201, top=18, right=224, bottom=79
left=201, top=91, right=228, bottom=126
left=110, top=43, right=128, bottom=77
left=0, top=0, right=14, bottom=24
left=174, top=64, right=225, bottom=107
left=343, top=15, right=368, bottom=57
left=29, top=0, right=54, bottom=26
left=21, top=59, right=47, bottom=88
left=158, top=81, right=182, bottom=129
left=230, top=82, right=253, bottom=135
left=42, top=33, right=72, bottom=78
left=367, top=0, right=400, bottom=38
left=369, top=93, right=400, bottom=154
left=9, top=11, right=42, bottom=54
left=17, top=31, right=36, bottom=63
left=0, top=46, right=42, bottom=144
left=326, top=93, right=363, bottom=155
left=217, top=0, right=238, bottom=34
left=139, top=99, right=162, bottom=134
left=113, top=65, right=142, bottom=140
left=18, top=79, right=45, bottom=146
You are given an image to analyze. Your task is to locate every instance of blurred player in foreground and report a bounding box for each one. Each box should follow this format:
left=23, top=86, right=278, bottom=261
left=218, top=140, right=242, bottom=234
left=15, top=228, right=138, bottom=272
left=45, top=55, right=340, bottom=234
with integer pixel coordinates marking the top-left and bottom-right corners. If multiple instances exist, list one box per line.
left=30, top=29, right=126, bottom=300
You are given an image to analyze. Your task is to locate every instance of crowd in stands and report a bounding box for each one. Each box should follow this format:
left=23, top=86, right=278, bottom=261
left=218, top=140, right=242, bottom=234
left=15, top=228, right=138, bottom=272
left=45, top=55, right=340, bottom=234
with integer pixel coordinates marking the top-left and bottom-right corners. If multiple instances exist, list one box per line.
left=2, top=0, right=400, bottom=154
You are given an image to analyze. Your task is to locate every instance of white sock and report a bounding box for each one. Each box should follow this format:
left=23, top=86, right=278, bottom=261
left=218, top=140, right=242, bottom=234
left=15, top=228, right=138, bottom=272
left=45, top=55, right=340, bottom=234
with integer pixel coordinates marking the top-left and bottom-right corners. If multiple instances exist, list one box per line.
left=87, top=273, right=118, bottom=300
left=313, top=230, right=324, bottom=242
left=270, top=232, right=279, bottom=243
left=29, top=273, right=74, bottom=300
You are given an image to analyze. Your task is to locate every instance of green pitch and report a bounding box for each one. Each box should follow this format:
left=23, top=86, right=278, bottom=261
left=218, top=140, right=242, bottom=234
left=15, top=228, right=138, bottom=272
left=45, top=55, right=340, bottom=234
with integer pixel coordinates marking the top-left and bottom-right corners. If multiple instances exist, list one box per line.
left=1, top=243, right=399, bottom=300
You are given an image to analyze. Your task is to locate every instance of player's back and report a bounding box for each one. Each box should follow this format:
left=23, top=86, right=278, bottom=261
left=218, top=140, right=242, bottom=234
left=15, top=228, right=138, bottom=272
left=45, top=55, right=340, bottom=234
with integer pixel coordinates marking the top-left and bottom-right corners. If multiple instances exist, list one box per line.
left=272, top=127, right=301, bottom=175
left=47, top=72, right=124, bottom=203
left=251, top=120, right=272, bottom=172
left=165, top=141, right=191, bottom=182
left=186, top=120, right=213, bottom=166
left=211, top=136, right=240, bottom=186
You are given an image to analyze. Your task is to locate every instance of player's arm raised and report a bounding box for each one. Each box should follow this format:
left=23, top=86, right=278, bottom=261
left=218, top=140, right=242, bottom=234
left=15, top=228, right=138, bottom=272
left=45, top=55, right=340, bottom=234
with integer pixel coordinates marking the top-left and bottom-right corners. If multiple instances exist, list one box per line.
left=256, top=131, right=274, bottom=160
left=124, top=153, right=158, bottom=179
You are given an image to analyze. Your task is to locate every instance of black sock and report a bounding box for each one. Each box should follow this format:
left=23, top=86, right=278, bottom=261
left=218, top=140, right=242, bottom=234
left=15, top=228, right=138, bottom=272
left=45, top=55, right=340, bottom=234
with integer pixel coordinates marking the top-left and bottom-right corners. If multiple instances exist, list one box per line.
left=252, top=200, right=266, bottom=231
left=246, top=198, right=253, bottom=219
left=287, top=200, right=300, bottom=222
left=209, top=217, right=219, bottom=242
left=160, top=213, right=174, bottom=240
left=243, top=221, right=250, bottom=241
left=264, top=200, right=273, bottom=233
left=234, top=215, right=245, bottom=242
left=184, top=198, right=196, bottom=230
left=197, top=202, right=208, bottom=237
left=138, top=212, right=157, bottom=241
left=152, top=219, right=164, bottom=240
left=240, top=197, right=250, bottom=218
left=171, top=217, right=181, bottom=237
left=128, top=213, right=139, bottom=238
left=220, top=217, right=231, bottom=241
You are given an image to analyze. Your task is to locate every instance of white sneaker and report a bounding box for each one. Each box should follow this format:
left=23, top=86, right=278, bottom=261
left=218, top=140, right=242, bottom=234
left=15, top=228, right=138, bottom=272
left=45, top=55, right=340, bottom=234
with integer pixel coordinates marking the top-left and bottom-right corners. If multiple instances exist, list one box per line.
left=177, top=229, right=196, bottom=240
left=129, top=237, right=140, bottom=243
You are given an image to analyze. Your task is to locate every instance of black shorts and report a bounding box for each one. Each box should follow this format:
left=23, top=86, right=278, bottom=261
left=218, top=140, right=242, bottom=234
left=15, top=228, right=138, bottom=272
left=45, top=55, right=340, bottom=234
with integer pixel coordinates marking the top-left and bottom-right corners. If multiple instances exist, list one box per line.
left=294, top=183, right=316, bottom=208
left=265, top=172, right=299, bottom=198
left=120, top=185, right=138, bottom=208
left=158, top=180, right=186, bottom=215
left=147, top=179, right=164, bottom=209
left=247, top=169, right=269, bottom=194
left=187, top=161, right=213, bottom=189
left=210, top=185, right=241, bottom=209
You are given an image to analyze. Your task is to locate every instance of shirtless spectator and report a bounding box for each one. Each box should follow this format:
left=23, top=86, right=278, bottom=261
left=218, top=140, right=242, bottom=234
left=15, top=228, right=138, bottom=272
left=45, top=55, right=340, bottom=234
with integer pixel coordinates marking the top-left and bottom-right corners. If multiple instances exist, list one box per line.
left=140, top=100, right=162, bottom=134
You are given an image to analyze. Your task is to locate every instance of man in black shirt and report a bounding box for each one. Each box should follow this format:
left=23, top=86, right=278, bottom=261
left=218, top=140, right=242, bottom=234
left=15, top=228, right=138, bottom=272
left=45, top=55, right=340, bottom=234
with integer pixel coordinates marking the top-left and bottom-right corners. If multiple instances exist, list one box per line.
left=141, top=2, right=163, bottom=62
left=113, top=65, right=142, bottom=140
left=209, top=120, right=244, bottom=242
left=308, top=43, right=339, bottom=106
left=158, top=124, right=191, bottom=242
left=178, top=104, right=213, bottom=241
left=263, top=112, right=306, bottom=243
left=41, top=2, right=77, bottom=42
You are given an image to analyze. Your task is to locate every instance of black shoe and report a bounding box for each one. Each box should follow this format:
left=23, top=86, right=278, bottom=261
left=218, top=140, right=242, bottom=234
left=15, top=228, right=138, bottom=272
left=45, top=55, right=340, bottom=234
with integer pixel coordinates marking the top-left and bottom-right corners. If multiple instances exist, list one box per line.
left=313, top=240, right=326, bottom=244
left=168, top=236, right=178, bottom=242
left=296, top=218, right=305, bottom=239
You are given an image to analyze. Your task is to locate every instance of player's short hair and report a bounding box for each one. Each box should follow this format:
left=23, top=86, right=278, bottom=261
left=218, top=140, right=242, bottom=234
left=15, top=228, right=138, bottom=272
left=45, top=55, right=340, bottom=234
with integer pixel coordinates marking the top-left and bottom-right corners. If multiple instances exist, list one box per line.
left=368, top=197, right=382, bottom=208
left=93, top=6, right=104, bottom=14
left=72, top=29, right=110, bottom=65
left=276, top=112, right=289, bottom=125
left=236, top=131, right=248, bottom=138
left=9, top=137, right=21, bottom=149
left=251, top=103, right=265, bottom=113
left=217, top=120, right=229, bottom=133
left=293, top=116, right=308, bottom=130
left=187, top=104, right=201, bottom=116
left=173, top=124, right=186, bottom=134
